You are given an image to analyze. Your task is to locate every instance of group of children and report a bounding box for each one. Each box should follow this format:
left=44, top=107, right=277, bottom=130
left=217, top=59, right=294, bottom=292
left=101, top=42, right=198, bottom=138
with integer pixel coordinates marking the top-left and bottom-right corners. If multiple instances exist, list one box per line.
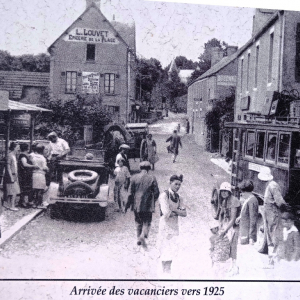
left=209, top=179, right=300, bottom=270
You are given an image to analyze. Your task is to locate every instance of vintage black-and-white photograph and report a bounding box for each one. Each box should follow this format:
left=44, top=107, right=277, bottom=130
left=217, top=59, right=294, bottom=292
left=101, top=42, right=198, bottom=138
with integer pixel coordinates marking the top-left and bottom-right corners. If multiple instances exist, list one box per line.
left=0, top=0, right=300, bottom=298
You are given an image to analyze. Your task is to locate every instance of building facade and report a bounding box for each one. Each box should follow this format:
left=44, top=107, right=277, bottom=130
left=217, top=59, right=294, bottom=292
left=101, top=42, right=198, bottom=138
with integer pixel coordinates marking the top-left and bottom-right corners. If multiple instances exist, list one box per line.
left=48, top=1, right=136, bottom=123
left=187, top=46, right=238, bottom=151
left=235, top=10, right=300, bottom=122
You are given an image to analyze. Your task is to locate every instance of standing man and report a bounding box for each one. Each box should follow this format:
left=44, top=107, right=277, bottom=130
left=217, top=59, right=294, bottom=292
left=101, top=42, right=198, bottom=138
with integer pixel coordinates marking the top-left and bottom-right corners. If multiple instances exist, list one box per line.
left=258, top=167, right=287, bottom=268
left=47, top=132, right=70, bottom=182
left=186, top=119, right=190, bottom=134
left=126, top=161, right=160, bottom=249
left=166, top=130, right=182, bottom=163
left=115, top=144, right=130, bottom=172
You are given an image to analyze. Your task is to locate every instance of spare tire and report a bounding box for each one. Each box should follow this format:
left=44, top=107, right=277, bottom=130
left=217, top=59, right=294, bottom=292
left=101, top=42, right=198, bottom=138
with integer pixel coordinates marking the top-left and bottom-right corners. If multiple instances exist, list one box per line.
left=68, top=169, right=98, bottom=184
left=64, top=181, right=94, bottom=197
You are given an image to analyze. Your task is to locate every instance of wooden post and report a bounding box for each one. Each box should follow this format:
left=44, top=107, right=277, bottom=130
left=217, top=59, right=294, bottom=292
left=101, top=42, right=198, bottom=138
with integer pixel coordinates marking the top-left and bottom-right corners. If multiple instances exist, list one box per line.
left=29, top=113, right=35, bottom=152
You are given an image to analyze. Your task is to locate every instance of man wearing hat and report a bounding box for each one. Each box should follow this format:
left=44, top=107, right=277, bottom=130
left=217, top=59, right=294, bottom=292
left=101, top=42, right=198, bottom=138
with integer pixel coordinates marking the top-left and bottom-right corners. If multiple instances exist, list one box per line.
left=258, top=166, right=287, bottom=267
left=115, top=144, right=130, bottom=172
left=126, top=161, right=160, bottom=249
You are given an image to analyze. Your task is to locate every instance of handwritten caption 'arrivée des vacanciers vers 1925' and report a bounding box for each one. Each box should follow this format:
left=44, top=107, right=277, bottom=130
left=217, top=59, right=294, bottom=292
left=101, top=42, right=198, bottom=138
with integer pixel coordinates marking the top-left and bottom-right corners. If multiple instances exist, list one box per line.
left=69, top=286, right=225, bottom=296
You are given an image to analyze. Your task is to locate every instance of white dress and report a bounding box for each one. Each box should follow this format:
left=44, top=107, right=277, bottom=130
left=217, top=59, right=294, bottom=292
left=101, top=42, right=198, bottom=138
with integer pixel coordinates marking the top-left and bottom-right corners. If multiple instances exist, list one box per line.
left=31, top=153, right=47, bottom=189
left=158, top=188, right=184, bottom=261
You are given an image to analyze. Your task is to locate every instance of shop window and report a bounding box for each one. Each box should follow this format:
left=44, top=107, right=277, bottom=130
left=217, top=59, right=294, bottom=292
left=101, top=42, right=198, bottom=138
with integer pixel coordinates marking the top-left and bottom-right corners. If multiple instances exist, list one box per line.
left=266, top=133, right=277, bottom=161
left=278, top=133, right=290, bottom=164
left=245, top=131, right=255, bottom=157
left=86, top=44, right=96, bottom=61
left=104, top=73, right=115, bottom=94
left=65, top=71, right=77, bottom=93
left=255, top=131, right=265, bottom=159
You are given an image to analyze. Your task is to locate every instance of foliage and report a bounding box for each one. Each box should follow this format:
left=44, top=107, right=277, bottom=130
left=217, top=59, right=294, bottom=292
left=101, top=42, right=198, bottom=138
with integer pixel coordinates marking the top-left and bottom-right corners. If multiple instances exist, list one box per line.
left=205, top=89, right=235, bottom=132
left=0, top=50, right=50, bottom=72
left=35, top=94, right=112, bottom=144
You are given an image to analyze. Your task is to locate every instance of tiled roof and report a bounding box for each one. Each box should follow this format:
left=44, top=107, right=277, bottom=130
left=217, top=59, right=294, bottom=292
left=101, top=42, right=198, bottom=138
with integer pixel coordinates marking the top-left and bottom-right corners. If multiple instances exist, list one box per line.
left=111, top=21, right=135, bottom=51
left=0, top=71, right=50, bottom=100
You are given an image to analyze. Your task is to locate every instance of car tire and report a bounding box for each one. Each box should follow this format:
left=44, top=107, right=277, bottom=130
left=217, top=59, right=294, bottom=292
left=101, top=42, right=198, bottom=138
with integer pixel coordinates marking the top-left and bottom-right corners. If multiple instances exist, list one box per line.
left=255, top=211, right=268, bottom=253
left=68, top=169, right=98, bottom=184
left=64, top=181, right=94, bottom=197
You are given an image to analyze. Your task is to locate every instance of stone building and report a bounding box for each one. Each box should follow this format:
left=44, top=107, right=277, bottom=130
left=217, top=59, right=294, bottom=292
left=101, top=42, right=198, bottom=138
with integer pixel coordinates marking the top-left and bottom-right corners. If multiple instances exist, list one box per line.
left=48, top=0, right=136, bottom=123
left=187, top=46, right=238, bottom=151
left=235, top=9, right=300, bottom=122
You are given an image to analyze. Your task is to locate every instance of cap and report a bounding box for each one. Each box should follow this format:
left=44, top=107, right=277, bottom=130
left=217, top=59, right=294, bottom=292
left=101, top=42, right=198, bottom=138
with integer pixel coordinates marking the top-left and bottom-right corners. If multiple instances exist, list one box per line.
left=220, top=182, right=232, bottom=192
left=119, top=144, right=130, bottom=149
left=258, top=166, right=273, bottom=181
left=139, top=161, right=151, bottom=168
left=47, top=131, right=57, bottom=138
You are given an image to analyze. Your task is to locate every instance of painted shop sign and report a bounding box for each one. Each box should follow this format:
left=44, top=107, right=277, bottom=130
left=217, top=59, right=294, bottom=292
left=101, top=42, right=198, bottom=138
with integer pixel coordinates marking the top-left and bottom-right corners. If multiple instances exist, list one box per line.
left=82, top=72, right=100, bottom=94
left=11, top=113, right=31, bottom=128
left=64, top=28, right=119, bottom=44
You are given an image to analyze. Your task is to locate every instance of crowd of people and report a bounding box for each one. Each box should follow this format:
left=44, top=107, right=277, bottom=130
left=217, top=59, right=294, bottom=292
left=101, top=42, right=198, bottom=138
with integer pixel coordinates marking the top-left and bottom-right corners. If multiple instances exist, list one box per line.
left=3, top=131, right=70, bottom=211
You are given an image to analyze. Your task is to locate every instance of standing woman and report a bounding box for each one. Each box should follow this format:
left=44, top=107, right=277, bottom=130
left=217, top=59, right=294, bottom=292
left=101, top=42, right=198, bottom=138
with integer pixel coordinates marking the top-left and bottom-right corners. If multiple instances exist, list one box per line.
left=146, top=134, right=157, bottom=170
left=4, top=142, right=20, bottom=211
left=158, top=174, right=187, bottom=273
left=140, top=133, right=148, bottom=162
left=18, top=143, right=38, bottom=208
left=218, top=182, right=241, bottom=276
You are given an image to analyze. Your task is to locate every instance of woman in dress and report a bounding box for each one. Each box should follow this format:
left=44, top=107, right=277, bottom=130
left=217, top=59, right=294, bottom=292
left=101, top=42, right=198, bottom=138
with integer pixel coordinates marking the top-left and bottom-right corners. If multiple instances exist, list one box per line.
left=158, top=174, right=187, bottom=273
left=146, top=134, right=157, bottom=170
left=140, top=133, right=148, bottom=162
left=5, top=142, right=20, bottom=211
left=18, top=143, right=38, bottom=208
left=218, top=182, right=241, bottom=276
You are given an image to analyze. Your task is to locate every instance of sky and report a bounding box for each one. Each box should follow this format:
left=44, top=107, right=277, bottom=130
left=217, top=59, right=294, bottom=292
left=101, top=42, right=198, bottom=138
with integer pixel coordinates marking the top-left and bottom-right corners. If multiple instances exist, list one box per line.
left=0, top=0, right=291, bottom=67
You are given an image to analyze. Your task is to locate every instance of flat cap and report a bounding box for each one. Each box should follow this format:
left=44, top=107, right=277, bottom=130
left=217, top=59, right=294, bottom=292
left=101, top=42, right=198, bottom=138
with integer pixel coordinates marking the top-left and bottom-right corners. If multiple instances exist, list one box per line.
left=139, top=161, right=151, bottom=168
left=47, top=131, right=57, bottom=138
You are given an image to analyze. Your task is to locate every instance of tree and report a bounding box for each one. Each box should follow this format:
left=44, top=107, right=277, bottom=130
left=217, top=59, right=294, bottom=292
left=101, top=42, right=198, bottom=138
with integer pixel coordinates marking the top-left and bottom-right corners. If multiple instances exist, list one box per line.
left=0, top=50, right=50, bottom=72
left=174, top=56, right=197, bottom=70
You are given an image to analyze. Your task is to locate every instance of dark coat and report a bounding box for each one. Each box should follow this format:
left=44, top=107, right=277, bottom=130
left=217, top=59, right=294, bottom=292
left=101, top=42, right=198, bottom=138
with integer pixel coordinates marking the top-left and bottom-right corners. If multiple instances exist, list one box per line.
left=166, top=135, right=182, bottom=155
left=127, top=172, right=159, bottom=213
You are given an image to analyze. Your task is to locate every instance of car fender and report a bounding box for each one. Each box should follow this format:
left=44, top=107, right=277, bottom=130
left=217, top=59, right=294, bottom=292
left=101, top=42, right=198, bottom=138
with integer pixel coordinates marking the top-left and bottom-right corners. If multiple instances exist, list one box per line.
left=96, top=184, right=109, bottom=207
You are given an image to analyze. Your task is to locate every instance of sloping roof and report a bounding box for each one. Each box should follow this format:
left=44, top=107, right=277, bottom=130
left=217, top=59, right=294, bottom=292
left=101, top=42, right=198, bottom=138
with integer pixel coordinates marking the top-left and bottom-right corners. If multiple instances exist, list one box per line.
left=0, top=71, right=49, bottom=100
left=48, top=2, right=134, bottom=54
left=168, top=59, right=178, bottom=74
left=111, top=21, right=135, bottom=51
left=7, top=100, right=51, bottom=112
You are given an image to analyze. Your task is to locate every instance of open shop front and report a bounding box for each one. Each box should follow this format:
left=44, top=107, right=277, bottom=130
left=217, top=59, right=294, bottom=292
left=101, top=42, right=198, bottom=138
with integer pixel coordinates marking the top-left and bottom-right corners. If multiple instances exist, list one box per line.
left=0, top=91, right=51, bottom=212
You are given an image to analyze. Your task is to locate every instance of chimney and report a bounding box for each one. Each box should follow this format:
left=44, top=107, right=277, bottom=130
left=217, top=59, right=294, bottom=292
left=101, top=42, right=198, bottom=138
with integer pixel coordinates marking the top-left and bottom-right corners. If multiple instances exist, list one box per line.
left=226, top=46, right=238, bottom=56
left=211, top=47, right=223, bottom=66
left=86, top=0, right=101, bottom=9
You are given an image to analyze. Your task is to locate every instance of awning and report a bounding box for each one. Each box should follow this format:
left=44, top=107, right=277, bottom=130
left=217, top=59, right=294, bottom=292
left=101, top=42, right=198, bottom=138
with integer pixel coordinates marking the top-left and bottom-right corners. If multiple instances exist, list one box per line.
left=7, top=100, right=51, bottom=112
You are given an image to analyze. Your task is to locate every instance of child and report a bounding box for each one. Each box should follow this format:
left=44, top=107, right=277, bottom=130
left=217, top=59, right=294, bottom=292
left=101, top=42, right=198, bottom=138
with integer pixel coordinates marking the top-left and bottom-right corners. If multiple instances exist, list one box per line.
left=209, top=220, right=231, bottom=267
left=114, top=158, right=130, bottom=212
left=278, top=212, right=300, bottom=262
left=30, top=144, right=49, bottom=209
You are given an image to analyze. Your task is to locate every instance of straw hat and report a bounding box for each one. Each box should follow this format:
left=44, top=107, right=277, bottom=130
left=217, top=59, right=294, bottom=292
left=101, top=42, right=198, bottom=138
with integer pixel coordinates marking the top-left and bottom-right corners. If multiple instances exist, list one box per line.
left=258, top=166, right=273, bottom=181
left=119, top=144, right=130, bottom=149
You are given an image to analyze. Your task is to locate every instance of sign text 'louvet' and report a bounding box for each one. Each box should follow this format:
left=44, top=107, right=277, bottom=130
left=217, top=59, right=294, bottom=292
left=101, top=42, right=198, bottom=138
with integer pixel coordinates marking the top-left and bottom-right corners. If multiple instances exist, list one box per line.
left=64, top=28, right=119, bottom=44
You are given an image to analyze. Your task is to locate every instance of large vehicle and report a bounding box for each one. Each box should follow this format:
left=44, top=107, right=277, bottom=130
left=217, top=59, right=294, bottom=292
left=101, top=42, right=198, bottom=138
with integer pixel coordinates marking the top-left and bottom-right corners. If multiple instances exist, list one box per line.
left=211, top=93, right=300, bottom=253
left=48, top=148, right=109, bottom=221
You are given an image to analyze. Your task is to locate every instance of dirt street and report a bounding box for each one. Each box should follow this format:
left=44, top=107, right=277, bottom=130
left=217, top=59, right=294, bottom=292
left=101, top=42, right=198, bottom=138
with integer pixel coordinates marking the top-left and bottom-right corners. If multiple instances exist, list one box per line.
left=0, top=114, right=299, bottom=299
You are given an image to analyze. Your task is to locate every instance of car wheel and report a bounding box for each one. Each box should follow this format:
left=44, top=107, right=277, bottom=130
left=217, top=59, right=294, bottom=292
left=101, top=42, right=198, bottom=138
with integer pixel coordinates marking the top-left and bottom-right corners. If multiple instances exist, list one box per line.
left=255, top=212, right=268, bottom=253
left=47, top=204, right=63, bottom=220
left=211, top=189, right=220, bottom=220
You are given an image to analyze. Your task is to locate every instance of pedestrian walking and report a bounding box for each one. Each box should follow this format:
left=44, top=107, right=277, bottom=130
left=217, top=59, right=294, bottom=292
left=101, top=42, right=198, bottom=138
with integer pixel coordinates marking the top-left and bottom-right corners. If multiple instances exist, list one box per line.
left=4, top=142, right=20, bottom=211
left=31, top=144, right=49, bottom=209
left=166, top=130, right=182, bottom=163
left=140, top=133, right=148, bottom=162
left=177, top=123, right=181, bottom=133
left=186, top=119, right=190, bottom=134
left=277, top=212, right=300, bottom=262
left=114, top=158, right=130, bottom=212
left=158, top=174, right=187, bottom=273
left=209, top=220, right=230, bottom=267
left=258, top=166, right=287, bottom=268
left=140, top=134, right=157, bottom=170
left=126, top=161, right=159, bottom=249
left=218, top=182, right=241, bottom=276
left=236, top=180, right=259, bottom=245
left=115, top=144, right=131, bottom=172
left=18, top=143, right=38, bottom=208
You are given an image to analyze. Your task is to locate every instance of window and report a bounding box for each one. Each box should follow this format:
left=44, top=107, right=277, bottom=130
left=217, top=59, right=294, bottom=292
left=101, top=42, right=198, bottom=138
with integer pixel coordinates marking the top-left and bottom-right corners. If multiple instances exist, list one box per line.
left=247, top=53, right=250, bottom=91
left=296, top=23, right=300, bottom=82
left=278, top=133, right=290, bottom=165
left=266, top=133, right=277, bottom=161
left=255, top=131, right=265, bottom=159
left=107, top=105, right=119, bottom=114
left=245, top=131, right=255, bottom=157
left=255, top=45, right=259, bottom=88
left=65, top=71, right=77, bottom=93
left=86, top=44, right=96, bottom=61
left=268, top=33, right=274, bottom=83
left=105, top=73, right=115, bottom=94
left=240, top=58, right=244, bottom=93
